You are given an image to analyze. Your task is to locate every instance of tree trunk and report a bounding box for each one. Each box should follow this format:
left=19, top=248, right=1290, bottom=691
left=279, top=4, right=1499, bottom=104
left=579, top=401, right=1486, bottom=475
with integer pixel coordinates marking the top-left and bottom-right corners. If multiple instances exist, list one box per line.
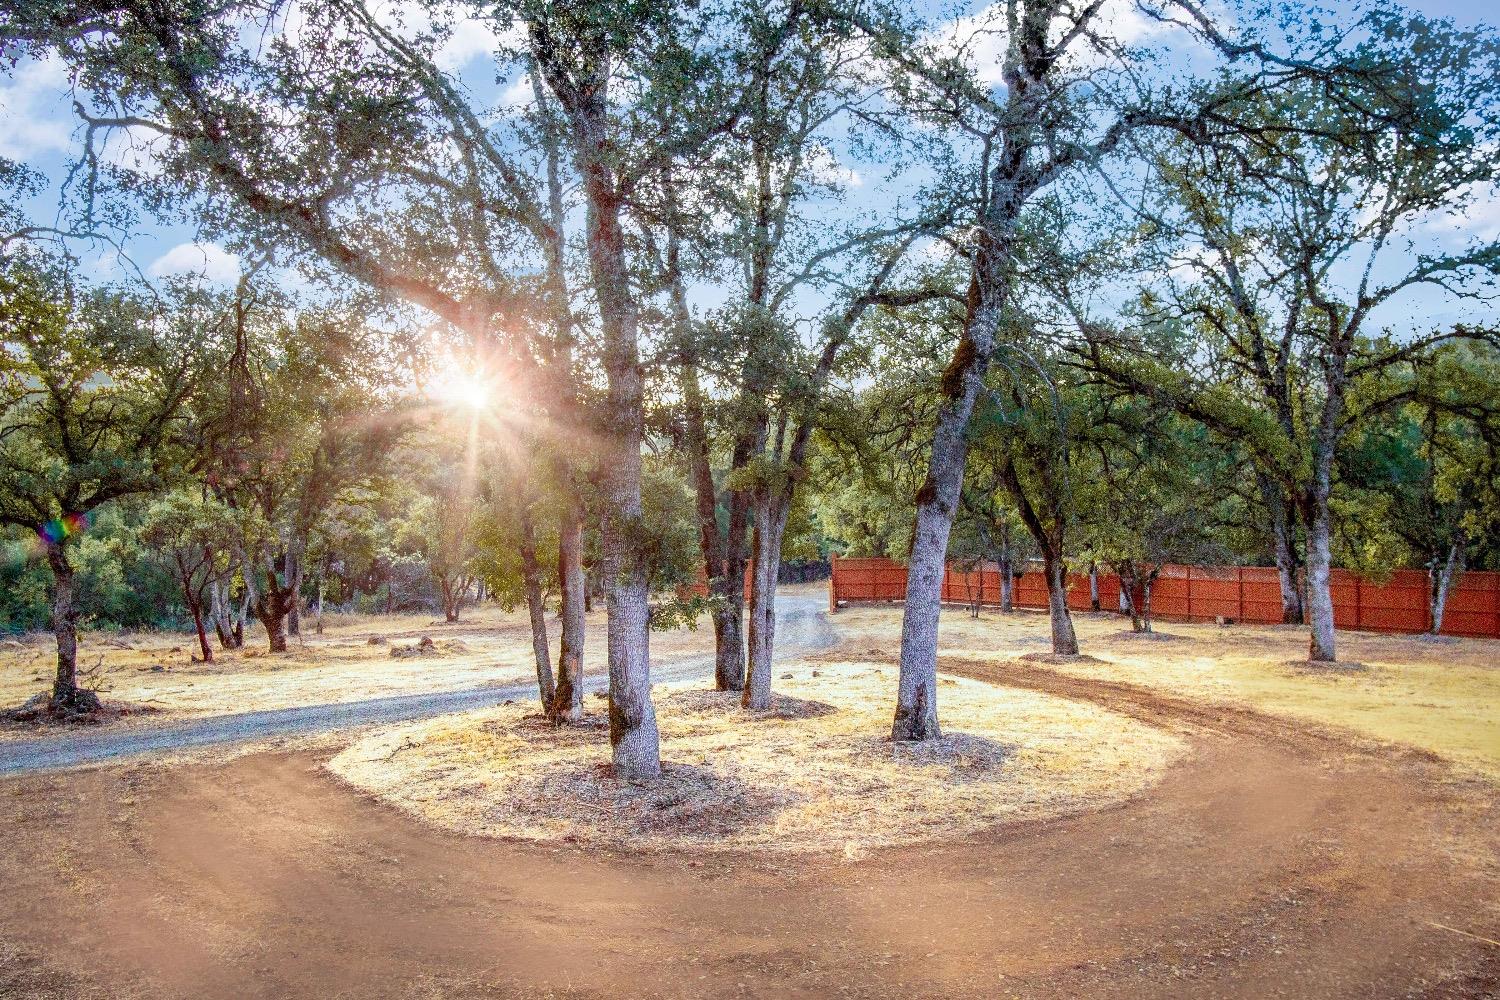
left=742, top=494, right=785, bottom=710
left=895, top=475, right=960, bottom=741
left=894, top=223, right=1011, bottom=741
left=286, top=551, right=302, bottom=637
left=233, top=588, right=247, bottom=648
left=1429, top=538, right=1464, bottom=636
left=1304, top=370, right=1344, bottom=664
left=603, top=562, right=658, bottom=780
left=712, top=391, right=765, bottom=697
left=579, top=138, right=660, bottom=780
left=532, top=46, right=586, bottom=726
left=1141, top=574, right=1155, bottom=634
left=188, top=596, right=213, bottom=663
left=210, top=579, right=236, bottom=650
left=262, top=604, right=288, bottom=653
left=519, top=510, right=557, bottom=713
left=530, top=28, right=661, bottom=779
left=681, top=364, right=748, bottom=693
left=552, top=502, right=585, bottom=723
left=1043, top=554, right=1079, bottom=655
left=45, top=540, right=88, bottom=709
left=1088, top=561, right=1100, bottom=612
left=1258, top=472, right=1304, bottom=624
left=1304, top=509, right=1337, bottom=662
left=256, top=567, right=291, bottom=654
left=1119, top=564, right=1145, bottom=632
left=239, top=560, right=257, bottom=647
left=715, top=509, right=749, bottom=692
left=999, top=552, right=1013, bottom=612
left=313, top=577, right=324, bottom=635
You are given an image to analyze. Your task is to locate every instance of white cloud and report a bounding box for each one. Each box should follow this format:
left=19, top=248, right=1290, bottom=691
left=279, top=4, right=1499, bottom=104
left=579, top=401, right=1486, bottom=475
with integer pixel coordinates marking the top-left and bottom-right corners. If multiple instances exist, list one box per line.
left=261, top=0, right=511, bottom=73
left=1460, top=188, right=1500, bottom=243
left=497, top=74, right=534, bottom=110
left=805, top=145, right=862, bottom=189
left=149, top=242, right=241, bottom=284
left=435, top=16, right=522, bottom=72
left=1413, top=184, right=1500, bottom=246
left=1165, top=240, right=1213, bottom=284
left=1416, top=143, right=1500, bottom=246
left=925, top=6, right=1009, bottom=87
left=367, top=1, right=518, bottom=72
left=0, top=55, right=74, bottom=161
left=924, top=0, right=1172, bottom=87
left=917, top=236, right=959, bottom=262
left=96, top=124, right=170, bottom=178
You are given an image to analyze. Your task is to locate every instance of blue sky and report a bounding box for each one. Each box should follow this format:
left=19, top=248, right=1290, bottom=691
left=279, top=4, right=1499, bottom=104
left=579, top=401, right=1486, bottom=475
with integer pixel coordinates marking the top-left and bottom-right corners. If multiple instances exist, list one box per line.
left=2, top=0, right=1497, bottom=335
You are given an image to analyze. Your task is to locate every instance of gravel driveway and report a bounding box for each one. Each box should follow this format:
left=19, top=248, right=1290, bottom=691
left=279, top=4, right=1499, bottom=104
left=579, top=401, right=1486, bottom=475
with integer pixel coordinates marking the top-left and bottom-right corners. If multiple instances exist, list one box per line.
left=0, top=592, right=838, bottom=776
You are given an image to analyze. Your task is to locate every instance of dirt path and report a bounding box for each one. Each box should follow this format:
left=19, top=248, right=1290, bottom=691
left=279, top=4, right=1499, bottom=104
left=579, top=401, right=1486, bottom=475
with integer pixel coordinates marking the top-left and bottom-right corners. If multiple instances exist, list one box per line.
left=0, top=594, right=837, bottom=775
left=3, top=642, right=1496, bottom=999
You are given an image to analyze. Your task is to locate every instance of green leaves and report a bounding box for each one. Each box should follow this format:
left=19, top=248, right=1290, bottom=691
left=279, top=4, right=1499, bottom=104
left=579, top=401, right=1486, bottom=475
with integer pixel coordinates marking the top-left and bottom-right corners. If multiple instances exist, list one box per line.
left=0, top=255, right=197, bottom=532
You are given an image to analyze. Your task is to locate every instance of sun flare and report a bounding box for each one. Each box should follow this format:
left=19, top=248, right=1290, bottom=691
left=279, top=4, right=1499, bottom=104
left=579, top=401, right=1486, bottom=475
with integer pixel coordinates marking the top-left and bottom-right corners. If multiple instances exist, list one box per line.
left=432, top=369, right=494, bottom=411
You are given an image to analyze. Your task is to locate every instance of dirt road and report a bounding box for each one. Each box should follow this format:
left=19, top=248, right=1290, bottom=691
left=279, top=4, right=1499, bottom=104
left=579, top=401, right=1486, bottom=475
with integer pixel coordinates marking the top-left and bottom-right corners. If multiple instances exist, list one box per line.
left=0, top=594, right=836, bottom=776
left=2, top=635, right=1496, bottom=998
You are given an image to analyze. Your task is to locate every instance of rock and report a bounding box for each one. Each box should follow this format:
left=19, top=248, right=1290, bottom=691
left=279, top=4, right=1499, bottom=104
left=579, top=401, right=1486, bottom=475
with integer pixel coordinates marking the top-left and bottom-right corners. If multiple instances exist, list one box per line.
left=366, top=635, right=387, bottom=645
left=780, top=672, right=794, bottom=680
left=812, top=670, right=822, bottom=678
left=150, top=665, right=165, bottom=672
left=389, top=635, right=441, bottom=659
left=592, top=691, right=608, bottom=700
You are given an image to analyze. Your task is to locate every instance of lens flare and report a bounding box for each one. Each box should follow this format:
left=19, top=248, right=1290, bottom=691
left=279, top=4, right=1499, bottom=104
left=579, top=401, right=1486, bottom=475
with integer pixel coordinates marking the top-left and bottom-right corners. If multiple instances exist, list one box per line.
left=39, top=512, right=91, bottom=546
left=431, top=369, right=493, bottom=412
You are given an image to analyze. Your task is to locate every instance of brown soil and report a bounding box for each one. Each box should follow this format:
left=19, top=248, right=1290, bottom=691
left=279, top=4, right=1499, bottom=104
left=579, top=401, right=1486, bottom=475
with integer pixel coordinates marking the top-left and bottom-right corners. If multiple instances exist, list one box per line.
left=2, top=659, right=1497, bottom=999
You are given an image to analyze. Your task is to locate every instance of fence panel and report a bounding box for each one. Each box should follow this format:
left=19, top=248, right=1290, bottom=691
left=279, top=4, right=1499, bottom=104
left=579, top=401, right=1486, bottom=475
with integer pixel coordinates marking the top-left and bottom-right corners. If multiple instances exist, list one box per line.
left=1185, top=564, right=1241, bottom=621
left=827, top=555, right=1500, bottom=640
left=1150, top=565, right=1191, bottom=619
left=1445, top=573, right=1499, bottom=638
left=1239, top=567, right=1285, bottom=624
left=1358, top=569, right=1428, bottom=633
left=832, top=557, right=908, bottom=602
left=1014, top=571, right=1049, bottom=609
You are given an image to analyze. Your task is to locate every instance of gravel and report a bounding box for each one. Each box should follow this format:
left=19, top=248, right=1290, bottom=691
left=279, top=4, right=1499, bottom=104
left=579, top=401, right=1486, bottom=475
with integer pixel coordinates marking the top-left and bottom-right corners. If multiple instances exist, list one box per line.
left=0, top=593, right=837, bottom=776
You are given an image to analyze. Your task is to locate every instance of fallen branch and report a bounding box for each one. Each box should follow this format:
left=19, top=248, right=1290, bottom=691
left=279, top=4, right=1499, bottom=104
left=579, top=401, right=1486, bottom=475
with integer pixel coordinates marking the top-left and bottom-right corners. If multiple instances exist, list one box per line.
left=1427, top=920, right=1500, bottom=949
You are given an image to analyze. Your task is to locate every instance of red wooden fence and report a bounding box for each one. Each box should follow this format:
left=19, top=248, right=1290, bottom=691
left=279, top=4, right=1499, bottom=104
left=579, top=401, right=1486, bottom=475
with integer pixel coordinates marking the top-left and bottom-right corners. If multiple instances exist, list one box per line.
left=828, top=556, right=1500, bottom=639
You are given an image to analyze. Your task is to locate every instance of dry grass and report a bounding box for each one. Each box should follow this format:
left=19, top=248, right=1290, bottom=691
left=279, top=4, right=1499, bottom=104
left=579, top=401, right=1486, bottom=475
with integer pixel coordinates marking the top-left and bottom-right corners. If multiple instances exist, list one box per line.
left=0, top=601, right=724, bottom=741
left=328, top=660, right=1186, bottom=854
left=835, top=605, right=1500, bottom=778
